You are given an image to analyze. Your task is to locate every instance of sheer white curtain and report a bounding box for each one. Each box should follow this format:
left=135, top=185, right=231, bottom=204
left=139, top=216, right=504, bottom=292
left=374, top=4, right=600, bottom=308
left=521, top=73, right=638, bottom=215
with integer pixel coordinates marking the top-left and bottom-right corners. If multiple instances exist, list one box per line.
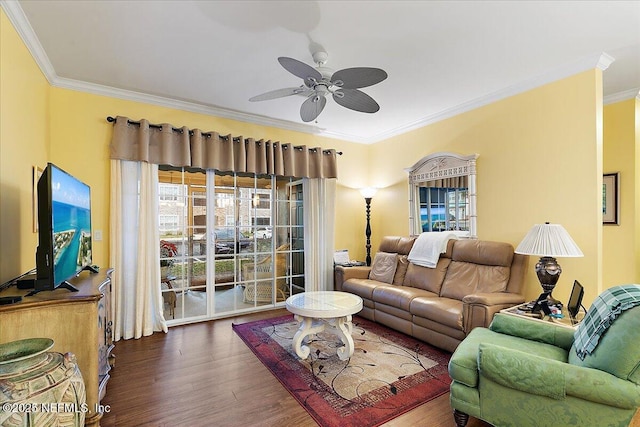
left=110, top=160, right=167, bottom=340
left=302, top=178, right=336, bottom=291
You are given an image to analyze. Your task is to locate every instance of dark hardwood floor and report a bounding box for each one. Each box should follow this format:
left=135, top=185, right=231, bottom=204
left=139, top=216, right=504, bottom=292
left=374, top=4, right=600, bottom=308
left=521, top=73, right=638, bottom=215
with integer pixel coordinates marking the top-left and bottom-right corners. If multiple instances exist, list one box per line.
left=100, top=309, right=491, bottom=427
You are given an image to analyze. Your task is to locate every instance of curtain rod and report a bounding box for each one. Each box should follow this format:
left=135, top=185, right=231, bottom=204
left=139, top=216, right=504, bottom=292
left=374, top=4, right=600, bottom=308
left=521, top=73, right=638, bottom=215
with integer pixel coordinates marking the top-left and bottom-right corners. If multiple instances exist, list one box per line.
left=106, top=116, right=342, bottom=155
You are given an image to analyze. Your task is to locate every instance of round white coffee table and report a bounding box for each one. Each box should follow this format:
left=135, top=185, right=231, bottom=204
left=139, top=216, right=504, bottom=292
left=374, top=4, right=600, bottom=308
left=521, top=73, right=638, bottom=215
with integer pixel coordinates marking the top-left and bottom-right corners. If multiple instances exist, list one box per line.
left=285, top=291, right=363, bottom=361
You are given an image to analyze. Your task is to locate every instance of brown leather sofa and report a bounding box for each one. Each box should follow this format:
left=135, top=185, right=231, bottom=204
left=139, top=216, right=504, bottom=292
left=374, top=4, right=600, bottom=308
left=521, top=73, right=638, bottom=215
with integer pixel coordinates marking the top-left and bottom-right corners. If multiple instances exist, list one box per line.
left=334, top=236, right=527, bottom=352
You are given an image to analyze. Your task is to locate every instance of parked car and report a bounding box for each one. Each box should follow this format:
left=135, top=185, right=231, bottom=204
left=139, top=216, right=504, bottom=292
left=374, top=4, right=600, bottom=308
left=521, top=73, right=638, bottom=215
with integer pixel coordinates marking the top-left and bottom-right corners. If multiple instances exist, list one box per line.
left=193, top=228, right=251, bottom=254
left=213, top=228, right=251, bottom=253
left=255, top=227, right=272, bottom=239
left=214, top=242, right=233, bottom=255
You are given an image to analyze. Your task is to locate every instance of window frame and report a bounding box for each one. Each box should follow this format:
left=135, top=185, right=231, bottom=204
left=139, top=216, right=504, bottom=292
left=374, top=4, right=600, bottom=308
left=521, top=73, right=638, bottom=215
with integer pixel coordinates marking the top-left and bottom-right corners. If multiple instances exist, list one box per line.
left=158, top=166, right=304, bottom=323
left=406, top=152, right=478, bottom=238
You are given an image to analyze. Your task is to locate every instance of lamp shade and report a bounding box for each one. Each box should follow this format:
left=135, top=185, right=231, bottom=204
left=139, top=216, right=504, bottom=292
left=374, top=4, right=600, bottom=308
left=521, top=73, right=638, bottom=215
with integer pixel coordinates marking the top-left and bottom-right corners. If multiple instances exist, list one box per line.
left=360, top=187, right=378, bottom=198
left=515, top=223, right=584, bottom=257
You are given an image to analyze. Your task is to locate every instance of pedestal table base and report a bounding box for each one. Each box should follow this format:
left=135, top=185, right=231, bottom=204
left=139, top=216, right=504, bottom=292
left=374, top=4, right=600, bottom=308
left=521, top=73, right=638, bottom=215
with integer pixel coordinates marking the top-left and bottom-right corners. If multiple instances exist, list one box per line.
left=292, top=314, right=355, bottom=361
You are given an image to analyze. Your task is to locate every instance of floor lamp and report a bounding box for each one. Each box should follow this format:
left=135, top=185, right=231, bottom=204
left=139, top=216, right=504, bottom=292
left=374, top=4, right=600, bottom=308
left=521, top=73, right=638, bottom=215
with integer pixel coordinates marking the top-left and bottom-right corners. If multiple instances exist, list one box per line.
left=360, top=187, right=378, bottom=266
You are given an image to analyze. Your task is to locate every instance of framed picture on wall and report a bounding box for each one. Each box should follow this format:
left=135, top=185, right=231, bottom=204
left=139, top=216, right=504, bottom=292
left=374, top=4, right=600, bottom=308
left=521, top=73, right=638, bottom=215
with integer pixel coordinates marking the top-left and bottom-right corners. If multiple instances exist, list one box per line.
left=603, top=172, right=620, bottom=225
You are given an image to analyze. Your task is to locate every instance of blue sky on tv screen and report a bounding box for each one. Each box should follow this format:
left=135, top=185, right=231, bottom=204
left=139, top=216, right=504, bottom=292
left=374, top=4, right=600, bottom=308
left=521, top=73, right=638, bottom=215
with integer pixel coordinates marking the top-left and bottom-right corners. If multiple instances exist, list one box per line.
left=50, top=165, right=92, bottom=282
left=51, top=166, right=90, bottom=209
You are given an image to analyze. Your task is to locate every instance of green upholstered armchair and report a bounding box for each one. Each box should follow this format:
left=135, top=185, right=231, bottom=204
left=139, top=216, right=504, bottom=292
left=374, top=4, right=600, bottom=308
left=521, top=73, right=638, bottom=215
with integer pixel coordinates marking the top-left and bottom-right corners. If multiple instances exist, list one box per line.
left=448, top=302, right=640, bottom=427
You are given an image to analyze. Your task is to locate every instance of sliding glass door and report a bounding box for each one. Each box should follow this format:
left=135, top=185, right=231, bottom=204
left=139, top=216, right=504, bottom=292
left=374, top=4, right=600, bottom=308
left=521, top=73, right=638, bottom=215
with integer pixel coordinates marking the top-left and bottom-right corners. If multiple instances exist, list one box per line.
left=158, top=167, right=304, bottom=324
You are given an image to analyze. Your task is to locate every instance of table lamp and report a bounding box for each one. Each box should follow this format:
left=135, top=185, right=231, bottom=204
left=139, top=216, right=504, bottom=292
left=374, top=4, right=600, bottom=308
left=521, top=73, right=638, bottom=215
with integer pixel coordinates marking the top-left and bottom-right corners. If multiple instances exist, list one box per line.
left=515, top=222, right=583, bottom=305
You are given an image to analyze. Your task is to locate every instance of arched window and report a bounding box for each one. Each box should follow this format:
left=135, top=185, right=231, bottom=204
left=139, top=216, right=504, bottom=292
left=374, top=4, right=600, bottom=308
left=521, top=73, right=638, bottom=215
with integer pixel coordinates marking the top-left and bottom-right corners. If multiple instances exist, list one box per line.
left=406, top=152, right=478, bottom=238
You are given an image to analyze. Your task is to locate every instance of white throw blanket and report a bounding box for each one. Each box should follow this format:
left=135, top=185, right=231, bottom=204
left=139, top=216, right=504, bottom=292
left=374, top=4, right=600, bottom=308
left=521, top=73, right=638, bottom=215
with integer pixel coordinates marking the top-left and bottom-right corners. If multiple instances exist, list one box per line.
left=408, top=232, right=460, bottom=268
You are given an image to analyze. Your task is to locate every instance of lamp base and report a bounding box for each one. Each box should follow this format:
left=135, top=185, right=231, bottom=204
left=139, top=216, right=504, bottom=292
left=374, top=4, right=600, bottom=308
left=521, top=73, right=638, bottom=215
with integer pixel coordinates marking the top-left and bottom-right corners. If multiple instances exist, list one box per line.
left=535, top=256, right=563, bottom=307
left=364, top=197, right=372, bottom=267
left=544, top=293, right=562, bottom=307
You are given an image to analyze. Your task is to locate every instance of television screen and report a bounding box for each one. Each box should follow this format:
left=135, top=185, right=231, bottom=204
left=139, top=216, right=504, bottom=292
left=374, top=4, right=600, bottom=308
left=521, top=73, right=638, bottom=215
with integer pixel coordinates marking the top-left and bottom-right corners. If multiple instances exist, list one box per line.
left=567, top=280, right=585, bottom=319
left=50, top=164, right=92, bottom=282
left=34, top=163, right=92, bottom=293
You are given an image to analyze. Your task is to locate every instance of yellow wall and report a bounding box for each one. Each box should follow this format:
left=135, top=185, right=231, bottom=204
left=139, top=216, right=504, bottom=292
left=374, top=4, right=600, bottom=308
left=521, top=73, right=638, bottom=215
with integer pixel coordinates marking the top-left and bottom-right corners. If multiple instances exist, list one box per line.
left=603, top=98, right=638, bottom=286
left=2, top=9, right=636, bottom=309
left=0, top=10, right=49, bottom=279
left=1, top=9, right=370, bottom=283
left=369, top=71, right=604, bottom=305
left=46, top=89, right=372, bottom=272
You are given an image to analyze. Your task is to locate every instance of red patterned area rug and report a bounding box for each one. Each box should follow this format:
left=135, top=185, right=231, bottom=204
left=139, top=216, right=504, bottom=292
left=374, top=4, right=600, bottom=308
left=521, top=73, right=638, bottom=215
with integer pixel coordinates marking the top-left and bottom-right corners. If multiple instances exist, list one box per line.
left=232, top=314, right=451, bottom=427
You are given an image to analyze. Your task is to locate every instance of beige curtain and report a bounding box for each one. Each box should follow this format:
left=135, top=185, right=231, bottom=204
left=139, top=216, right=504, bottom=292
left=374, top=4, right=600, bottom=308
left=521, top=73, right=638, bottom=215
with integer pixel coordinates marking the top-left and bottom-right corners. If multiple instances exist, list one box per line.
left=303, top=178, right=336, bottom=291
left=108, top=115, right=339, bottom=332
left=110, top=160, right=167, bottom=340
left=109, top=116, right=338, bottom=179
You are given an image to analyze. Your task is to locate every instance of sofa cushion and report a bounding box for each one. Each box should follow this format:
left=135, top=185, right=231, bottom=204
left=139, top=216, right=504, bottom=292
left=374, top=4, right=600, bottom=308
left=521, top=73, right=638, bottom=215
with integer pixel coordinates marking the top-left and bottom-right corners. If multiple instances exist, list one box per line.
left=393, top=254, right=410, bottom=286
left=451, top=240, right=514, bottom=267
left=410, top=296, right=463, bottom=330
left=378, top=235, right=416, bottom=256
left=369, top=252, right=398, bottom=284
left=372, top=285, right=437, bottom=311
left=439, top=240, right=513, bottom=300
left=342, top=278, right=383, bottom=300
left=440, top=261, right=511, bottom=300
left=403, top=258, right=450, bottom=293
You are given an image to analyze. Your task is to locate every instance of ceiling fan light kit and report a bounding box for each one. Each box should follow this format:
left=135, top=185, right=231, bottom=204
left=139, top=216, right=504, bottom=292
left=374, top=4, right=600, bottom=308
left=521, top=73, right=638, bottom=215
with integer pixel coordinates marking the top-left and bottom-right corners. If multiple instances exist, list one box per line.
left=250, top=49, right=387, bottom=123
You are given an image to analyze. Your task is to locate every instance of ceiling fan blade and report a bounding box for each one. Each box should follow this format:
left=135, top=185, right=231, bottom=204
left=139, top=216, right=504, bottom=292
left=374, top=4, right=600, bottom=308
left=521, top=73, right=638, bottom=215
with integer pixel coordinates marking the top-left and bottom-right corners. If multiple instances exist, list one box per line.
left=333, top=89, right=380, bottom=113
left=331, top=67, right=388, bottom=89
left=278, top=57, right=322, bottom=86
left=300, top=94, right=327, bottom=122
left=249, top=87, right=307, bottom=102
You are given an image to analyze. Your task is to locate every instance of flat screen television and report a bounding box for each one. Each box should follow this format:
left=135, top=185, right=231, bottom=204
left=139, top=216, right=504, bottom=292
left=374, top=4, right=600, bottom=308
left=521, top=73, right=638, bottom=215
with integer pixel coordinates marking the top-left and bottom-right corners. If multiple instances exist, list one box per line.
left=30, top=163, right=94, bottom=295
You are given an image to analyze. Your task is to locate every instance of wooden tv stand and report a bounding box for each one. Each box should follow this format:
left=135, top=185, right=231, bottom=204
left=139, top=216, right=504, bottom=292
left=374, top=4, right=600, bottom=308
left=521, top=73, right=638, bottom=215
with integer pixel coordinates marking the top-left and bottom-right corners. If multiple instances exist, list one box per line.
left=0, top=269, right=114, bottom=427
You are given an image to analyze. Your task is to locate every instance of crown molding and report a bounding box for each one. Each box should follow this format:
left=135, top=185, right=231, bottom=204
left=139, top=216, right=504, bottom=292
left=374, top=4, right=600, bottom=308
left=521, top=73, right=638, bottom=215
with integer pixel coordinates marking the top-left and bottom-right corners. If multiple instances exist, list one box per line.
left=596, top=52, right=615, bottom=71
left=33, top=52, right=628, bottom=145
left=1, top=0, right=345, bottom=141
left=3, top=1, right=630, bottom=145
left=1, top=0, right=56, bottom=84
left=52, top=77, right=332, bottom=137
left=369, top=52, right=616, bottom=143
left=604, top=88, right=640, bottom=104
left=55, top=76, right=377, bottom=143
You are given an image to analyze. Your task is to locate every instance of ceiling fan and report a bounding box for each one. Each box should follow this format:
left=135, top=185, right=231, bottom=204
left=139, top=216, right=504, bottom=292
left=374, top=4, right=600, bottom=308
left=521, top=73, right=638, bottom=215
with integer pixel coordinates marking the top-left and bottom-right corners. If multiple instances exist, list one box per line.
left=249, top=48, right=388, bottom=123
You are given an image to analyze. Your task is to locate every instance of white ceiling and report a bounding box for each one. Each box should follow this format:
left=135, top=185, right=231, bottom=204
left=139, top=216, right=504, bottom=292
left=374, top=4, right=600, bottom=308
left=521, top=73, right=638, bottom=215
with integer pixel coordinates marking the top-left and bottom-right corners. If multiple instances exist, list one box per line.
left=7, top=0, right=640, bottom=143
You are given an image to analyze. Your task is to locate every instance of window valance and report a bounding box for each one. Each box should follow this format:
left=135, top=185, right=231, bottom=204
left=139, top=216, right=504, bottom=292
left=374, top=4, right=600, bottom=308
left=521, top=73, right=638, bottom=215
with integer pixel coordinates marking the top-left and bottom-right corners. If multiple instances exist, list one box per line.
left=417, top=176, right=468, bottom=188
left=108, top=116, right=338, bottom=179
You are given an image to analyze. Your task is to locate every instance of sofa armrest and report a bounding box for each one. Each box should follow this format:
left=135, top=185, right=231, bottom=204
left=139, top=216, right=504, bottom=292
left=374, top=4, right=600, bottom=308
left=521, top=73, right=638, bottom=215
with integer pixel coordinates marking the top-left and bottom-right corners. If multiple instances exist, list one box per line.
left=463, top=292, right=525, bottom=306
left=478, top=343, right=640, bottom=409
left=461, top=292, right=526, bottom=333
left=334, top=265, right=371, bottom=291
left=489, top=313, right=575, bottom=349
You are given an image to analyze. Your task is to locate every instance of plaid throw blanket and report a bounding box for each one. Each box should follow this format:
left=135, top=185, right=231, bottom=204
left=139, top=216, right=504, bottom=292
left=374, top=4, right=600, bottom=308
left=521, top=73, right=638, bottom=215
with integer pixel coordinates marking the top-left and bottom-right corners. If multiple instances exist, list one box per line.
left=574, top=284, right=640, bottom=360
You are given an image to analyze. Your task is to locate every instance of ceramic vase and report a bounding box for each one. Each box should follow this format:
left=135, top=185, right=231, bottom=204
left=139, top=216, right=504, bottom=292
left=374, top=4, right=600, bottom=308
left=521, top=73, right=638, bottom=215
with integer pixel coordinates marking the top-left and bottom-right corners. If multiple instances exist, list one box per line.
left=0, top=338, right=86, bottom=427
